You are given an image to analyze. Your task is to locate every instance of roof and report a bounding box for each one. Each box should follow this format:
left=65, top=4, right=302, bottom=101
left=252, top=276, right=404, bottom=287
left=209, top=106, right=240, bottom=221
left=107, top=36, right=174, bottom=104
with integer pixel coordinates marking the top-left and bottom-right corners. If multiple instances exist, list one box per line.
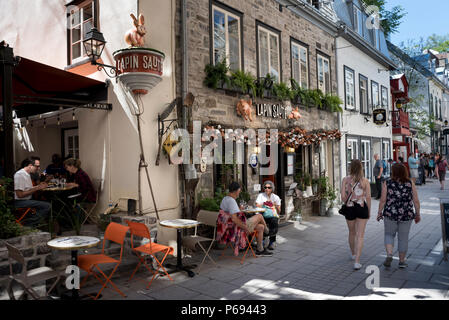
left=0, top=56, right=109, bottom=118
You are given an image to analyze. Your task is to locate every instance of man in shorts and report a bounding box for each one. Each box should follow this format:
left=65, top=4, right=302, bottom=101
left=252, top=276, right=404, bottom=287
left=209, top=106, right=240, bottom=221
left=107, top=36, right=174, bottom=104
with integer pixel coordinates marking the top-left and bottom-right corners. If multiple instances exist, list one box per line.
left=220, top=182, right=272, bottom=256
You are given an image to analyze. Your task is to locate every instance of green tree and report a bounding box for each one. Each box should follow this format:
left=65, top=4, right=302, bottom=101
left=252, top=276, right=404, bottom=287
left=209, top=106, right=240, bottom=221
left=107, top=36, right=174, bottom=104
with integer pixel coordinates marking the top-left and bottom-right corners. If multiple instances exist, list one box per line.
left=361, top=0, right=407, bottom=37
left=424, top=34, right=449, bottom=52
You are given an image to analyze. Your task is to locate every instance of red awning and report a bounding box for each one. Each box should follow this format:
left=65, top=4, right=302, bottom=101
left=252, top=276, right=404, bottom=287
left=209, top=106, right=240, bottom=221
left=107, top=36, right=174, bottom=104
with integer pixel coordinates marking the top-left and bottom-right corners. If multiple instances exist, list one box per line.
left=0, top=56, right=109, bottom=118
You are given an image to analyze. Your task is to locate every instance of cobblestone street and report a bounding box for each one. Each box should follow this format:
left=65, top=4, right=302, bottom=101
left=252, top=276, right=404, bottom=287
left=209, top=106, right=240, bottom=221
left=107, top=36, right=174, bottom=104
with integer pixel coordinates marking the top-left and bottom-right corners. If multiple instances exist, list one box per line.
left=75, top=177, right=448, bottom=300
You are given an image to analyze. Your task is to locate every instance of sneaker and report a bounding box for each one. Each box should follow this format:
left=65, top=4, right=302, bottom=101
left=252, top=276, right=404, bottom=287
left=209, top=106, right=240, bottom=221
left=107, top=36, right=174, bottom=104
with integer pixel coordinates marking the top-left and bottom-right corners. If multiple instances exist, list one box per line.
left=398, top=261, right=408, bottom=268
left=267, top=242, right=275, bottom=250
left=383, top=256, right=393, bottom=267
left=256, top=249, right=273, bottom=257
left=353, top=262, right=362, bottom=270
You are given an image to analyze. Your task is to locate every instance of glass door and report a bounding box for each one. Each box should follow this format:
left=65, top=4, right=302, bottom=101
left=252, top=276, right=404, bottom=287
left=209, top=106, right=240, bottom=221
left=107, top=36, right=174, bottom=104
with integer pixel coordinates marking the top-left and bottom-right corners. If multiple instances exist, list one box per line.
left=361, top=140, right=371, bottom=181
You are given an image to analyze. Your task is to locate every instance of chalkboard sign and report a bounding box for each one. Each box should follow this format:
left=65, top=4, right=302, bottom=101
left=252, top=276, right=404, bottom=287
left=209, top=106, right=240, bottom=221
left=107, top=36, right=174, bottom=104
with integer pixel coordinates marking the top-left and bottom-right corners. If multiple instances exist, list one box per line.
left=440, top=200, right=449, bottom=261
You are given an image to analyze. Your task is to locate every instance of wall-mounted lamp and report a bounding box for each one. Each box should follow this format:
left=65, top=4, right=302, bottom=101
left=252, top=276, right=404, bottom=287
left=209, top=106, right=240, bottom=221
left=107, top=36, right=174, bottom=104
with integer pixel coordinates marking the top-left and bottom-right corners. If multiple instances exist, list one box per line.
left=285, top=147, right=295, bottom=153
left=445, top=120, right=448, bottom=126
left=83, top=27, right=118, bottom=78
left=253, top=145, right=261, bottom=154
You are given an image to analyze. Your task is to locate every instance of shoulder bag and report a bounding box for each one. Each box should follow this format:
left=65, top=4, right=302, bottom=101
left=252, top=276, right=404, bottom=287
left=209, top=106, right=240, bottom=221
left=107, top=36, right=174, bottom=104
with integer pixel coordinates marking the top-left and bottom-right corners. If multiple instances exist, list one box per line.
left=339, top=178, right=360, bottom=217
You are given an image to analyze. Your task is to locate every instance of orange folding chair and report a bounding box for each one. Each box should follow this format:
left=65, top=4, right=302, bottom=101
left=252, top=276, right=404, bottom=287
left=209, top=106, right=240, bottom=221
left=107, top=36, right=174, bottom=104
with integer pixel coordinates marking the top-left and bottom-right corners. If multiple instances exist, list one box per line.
left=126, top=221, right=174, bottom=289
left=14, top=208, right=36, bottom=225
left=220, top=230, right=258, bottom=264
left=78, top=222, right=129, bottom=300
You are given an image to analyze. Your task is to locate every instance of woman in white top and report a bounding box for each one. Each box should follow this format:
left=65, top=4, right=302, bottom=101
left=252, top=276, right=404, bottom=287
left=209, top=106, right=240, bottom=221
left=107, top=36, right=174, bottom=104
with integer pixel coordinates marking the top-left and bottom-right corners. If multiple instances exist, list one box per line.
left=255, top=180, right=281, bottom=250
left=340, top=159, right=371, bottom=270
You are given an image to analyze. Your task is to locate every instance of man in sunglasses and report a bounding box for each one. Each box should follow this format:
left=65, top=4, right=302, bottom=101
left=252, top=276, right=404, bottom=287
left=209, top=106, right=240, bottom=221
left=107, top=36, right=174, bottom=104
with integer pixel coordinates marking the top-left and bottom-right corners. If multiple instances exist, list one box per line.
left=14, top=157, right=51, bottom=227
left=255, top=180, right=281, bottom=250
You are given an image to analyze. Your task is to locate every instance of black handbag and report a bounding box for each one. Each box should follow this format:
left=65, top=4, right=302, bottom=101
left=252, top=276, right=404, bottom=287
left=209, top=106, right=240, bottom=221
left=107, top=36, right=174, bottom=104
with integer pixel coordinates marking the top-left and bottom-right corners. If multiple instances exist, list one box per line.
left=339, top=179, right=360, bottom=217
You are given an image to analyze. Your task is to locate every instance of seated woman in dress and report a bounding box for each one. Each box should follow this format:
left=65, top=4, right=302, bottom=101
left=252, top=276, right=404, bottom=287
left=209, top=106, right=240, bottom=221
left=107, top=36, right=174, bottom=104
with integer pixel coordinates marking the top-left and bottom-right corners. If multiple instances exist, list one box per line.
left=216, top=182, right=272, bottom=257
left=63, top=158, right=96, bottom=203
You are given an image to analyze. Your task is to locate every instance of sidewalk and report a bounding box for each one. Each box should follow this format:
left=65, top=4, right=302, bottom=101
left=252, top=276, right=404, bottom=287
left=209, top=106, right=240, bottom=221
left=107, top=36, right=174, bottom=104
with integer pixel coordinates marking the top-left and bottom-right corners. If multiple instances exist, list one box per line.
left=6, top=178, right=448, bottom=300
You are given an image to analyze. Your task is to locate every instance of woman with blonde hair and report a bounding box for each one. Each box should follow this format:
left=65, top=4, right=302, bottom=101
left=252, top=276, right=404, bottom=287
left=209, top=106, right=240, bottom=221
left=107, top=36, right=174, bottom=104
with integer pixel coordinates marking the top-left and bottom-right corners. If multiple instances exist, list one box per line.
left=340, top=159, right=371, bottom=270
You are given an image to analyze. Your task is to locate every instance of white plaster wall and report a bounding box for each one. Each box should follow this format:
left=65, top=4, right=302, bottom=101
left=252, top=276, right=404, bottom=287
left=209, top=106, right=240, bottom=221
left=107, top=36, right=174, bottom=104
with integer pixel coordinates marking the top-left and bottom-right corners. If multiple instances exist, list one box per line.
left=0, top=0, right=67, bottom=68
left=3, top=0, right=182, bottom=248
left=336, top=37, right=392, bottom=178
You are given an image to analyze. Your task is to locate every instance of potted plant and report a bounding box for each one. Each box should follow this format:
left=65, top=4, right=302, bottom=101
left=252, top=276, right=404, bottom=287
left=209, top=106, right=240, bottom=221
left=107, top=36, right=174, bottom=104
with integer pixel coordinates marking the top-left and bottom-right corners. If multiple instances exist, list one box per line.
left=259, top=73, right=275, bottom=98
left=322, top=93, right=343, bottom=113
left=290, top=79, right=306, bottom=105
left=304, top=174, right=313, bottom=197
left=326, top=185, right=338, bottom=216
left=203, top=59, right=231, bottom=90
left=312, top=178, right=319, bottom=194
left=230, top=69, right=257, bottom=97
left=273, top=81, right=293, bottom=102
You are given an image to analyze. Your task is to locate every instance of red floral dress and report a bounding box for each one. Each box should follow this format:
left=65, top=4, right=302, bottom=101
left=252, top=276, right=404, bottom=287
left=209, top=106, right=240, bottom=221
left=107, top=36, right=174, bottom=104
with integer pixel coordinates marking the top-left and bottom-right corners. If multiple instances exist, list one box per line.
left=216, top=210, right=248, bottom=256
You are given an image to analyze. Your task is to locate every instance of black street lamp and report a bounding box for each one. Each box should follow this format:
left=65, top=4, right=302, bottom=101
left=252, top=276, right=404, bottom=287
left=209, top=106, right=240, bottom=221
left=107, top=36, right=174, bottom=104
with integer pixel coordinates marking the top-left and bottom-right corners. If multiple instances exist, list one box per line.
left=83, top=27, right=117, bottom=78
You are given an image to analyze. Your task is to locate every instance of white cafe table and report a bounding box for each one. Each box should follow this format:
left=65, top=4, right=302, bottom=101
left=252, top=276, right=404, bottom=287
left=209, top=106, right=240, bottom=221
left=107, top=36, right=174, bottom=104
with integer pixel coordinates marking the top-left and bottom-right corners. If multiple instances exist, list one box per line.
left=47, top=236, right=100, bottom=299
left=159, top=219, right=200, bottom=277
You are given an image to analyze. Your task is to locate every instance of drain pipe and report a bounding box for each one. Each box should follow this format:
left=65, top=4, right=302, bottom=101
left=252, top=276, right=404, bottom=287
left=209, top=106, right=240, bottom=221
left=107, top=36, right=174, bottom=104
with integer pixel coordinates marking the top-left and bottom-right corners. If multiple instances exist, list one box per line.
left=335, top=27, right=345, bottom=194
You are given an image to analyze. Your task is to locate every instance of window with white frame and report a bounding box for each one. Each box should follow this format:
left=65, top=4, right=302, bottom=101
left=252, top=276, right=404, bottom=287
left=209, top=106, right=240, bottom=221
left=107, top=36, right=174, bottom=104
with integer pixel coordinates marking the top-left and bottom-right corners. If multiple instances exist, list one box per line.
left=212, top=5, right=242, bottom=71
left=361, top=140, right=371, bottom=181
left=353, top=6, right=364, bottom=36
left=68, top=1, right=95, bottom=63
left=344, top=66, right=355, bottom=110
left=291, top=41, right=308, bottom=89
left=359, top=74, right=369, bottom=114
left=381, top=85, right=389, bottom=117
left=371, top=81, right=379, bottom=110
left=347, top=139, right=358, bottom=170
left=317, top=54, right=330, bottom=94
left=258, top=25, right=280, bottom=82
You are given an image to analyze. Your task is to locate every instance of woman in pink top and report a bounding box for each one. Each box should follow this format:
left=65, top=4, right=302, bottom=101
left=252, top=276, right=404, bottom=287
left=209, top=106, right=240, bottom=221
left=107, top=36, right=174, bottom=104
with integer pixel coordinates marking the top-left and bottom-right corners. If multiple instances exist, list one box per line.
left=340, top=159, right=372, bottom=270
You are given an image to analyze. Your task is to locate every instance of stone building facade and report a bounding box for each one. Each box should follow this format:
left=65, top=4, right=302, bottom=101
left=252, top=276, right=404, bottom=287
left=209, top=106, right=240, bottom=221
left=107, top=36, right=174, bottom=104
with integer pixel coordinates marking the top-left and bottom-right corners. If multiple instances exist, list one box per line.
left=175, top=0, right=342, bottom=219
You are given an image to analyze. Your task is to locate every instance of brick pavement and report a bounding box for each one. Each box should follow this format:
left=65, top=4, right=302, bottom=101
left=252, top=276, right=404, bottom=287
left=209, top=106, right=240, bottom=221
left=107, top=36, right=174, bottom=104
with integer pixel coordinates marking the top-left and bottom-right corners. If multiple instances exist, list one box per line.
left=3, top=177, right=449, bottom=300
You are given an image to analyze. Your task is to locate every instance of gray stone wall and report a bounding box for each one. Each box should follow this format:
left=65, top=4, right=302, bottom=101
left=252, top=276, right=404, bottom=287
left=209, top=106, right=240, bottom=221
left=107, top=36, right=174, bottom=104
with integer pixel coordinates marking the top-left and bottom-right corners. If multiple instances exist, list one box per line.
left=175, top=0, right=341, bottom=218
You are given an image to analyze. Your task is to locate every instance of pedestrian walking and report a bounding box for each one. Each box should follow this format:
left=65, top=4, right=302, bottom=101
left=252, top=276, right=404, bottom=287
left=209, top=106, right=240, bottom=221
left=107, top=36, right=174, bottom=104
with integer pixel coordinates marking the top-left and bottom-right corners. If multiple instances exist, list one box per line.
left=435, top=155, right=448, bottom=190
left=373, top=154, right=383, bottom=199
left=340, top=159, right=371, bottom=270
left=428, top=153, right=435, bottom=178
left=408, top=153, right=419, bottom=185
left=377, top=163, right=421, bottom=268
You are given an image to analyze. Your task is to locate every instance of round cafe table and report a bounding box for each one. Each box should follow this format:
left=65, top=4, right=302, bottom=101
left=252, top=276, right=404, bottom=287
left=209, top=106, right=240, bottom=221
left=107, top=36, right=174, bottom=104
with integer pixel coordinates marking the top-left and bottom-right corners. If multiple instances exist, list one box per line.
left=243, top=207, right=266, bottom=217
left=159, top=219, right=201, bottom=277
left=47, top=236, right=100, bottom=299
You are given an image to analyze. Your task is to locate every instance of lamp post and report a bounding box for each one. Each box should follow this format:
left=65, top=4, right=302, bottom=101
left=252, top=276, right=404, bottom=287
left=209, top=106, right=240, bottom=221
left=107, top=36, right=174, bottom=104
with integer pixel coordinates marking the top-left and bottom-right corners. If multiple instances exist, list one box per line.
left=82, top=28, right=117, bottom=78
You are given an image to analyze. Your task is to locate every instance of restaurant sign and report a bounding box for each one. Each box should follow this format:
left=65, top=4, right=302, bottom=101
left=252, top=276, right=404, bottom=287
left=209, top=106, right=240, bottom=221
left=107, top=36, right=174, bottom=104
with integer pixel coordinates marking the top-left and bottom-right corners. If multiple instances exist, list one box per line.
left=373, top=108, right=387, bottom=125
left=256, top=103, right=288, bottom=119
left=113, top=48, right=165, bottom=94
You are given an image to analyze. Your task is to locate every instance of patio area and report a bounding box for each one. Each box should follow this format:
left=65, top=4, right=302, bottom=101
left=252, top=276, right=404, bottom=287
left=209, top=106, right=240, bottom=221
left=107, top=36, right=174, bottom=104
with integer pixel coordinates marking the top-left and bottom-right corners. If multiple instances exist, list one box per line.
left=2, top=178, right=449, bottom=300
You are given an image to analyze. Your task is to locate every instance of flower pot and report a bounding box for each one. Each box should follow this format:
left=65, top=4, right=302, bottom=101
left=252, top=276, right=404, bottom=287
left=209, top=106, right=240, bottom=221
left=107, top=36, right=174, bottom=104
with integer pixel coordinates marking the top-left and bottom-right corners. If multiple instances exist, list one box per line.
left=312, top=184, right=318, bottom=194
left=306, top=186, right=313, bottom=197
left=302, top=191, right=308, bottom=198
left=327, top=207, right=338, bottom=217
left=319, top=199, right=328, bottom=216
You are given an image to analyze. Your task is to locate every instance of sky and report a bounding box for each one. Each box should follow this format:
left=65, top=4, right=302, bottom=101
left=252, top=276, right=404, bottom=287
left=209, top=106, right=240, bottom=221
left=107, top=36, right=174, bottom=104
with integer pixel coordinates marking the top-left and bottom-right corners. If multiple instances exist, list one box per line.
left=385, top=0, right=449, bottom=47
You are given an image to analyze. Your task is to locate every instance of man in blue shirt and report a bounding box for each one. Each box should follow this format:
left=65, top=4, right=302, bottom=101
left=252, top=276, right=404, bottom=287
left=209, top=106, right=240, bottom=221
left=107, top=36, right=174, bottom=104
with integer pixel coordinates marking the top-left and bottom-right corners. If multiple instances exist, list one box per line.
left=408, top=153, right=419, bottom=184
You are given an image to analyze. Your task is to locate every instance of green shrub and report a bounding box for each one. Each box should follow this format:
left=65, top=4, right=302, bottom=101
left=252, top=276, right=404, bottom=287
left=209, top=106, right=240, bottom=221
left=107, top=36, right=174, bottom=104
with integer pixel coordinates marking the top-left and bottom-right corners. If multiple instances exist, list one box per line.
left=203, top=60, right=230, bottom=89
left=273, top=81, right=293, bottom=101
left=0, top=178, right=32, bottom=239
left=322, top=93, right=343, bottom=112
left=230, top=70, right=257, bottom=97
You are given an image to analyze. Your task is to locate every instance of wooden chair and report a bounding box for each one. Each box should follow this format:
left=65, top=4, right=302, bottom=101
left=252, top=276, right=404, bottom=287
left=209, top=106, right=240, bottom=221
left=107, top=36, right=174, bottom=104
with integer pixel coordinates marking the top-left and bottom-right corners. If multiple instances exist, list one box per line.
left=182, top=210, right=219, bottom=273
left=126, top=221, right=174, bottom=289
left=78, top=222, right=129, bottom=300
left=5, top=242, right=61, bottom=300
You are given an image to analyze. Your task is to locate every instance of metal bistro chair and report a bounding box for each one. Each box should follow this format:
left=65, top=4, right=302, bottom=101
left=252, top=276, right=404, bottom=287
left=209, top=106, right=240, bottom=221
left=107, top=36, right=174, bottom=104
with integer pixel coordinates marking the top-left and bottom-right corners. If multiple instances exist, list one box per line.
left=14, top=207, right=36, bottom=225
left=182, top=210, right=220, bottom=273
left=67, top=178, right=103, bottom=226
left=5, top=242, right=61, bottom=300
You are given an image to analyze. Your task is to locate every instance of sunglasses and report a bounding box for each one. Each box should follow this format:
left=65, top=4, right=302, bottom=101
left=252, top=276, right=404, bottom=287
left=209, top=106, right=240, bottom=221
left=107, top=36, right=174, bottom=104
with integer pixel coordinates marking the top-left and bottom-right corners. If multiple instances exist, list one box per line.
left=264, top=186, right=272, bottom=189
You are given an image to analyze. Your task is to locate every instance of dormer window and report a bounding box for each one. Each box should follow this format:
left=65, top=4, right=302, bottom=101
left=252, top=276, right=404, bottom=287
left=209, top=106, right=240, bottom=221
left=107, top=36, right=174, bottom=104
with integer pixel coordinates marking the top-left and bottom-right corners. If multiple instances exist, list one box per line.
left=353, top=6, right=364, bottom=37
left=306, top=0, right=320, bottom=10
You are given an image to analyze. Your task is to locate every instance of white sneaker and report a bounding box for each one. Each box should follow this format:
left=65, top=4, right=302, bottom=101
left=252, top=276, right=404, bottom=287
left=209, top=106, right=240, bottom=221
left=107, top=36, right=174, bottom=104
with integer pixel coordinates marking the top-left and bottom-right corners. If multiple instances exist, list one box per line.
left=354, top=263, right=362, bottom=270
